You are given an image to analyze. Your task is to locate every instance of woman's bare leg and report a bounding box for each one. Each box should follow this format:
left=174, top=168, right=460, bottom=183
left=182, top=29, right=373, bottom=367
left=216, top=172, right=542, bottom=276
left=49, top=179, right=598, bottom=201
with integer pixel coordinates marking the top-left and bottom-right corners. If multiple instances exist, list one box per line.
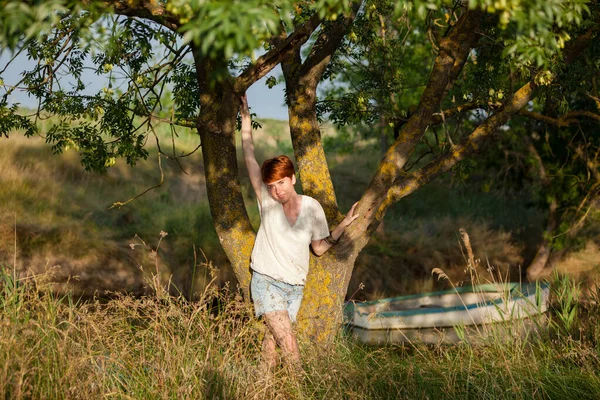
left=261, top=330, right=278, bottom=369
left=263, top=310, right=300, bottom=366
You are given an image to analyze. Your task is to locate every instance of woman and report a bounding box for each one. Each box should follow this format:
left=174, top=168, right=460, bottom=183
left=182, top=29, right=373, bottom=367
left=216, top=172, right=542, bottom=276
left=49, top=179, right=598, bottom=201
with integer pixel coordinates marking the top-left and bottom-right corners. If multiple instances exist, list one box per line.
left=240, top=94, right=358, bottom=368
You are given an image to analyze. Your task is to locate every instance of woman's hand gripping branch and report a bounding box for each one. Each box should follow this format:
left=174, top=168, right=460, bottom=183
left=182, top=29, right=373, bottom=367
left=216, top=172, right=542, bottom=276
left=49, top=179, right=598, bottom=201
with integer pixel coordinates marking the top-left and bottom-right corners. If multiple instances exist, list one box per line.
left=311, top=202, right=360, bottom=256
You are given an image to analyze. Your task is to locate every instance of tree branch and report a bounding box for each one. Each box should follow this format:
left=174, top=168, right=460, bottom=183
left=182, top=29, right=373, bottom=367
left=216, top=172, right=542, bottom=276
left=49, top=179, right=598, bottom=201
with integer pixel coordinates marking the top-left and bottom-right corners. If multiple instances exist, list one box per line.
left=382, top=9, right=483, bottom=168
left=573, top=145, right=600, bottom=185
left=299, top=2, right=362, bottom=78
left=279, top=5, right=360, bottom=222
left=352, top=9, right=484, bottom=237
left=379, top=11, right=600, bottom=213
left=83, top=0, right=181, bottom=30
left=518, top=109, right=600, bottom=127
left=431, top=101, right=483, bottom=125
left=385, top=82, right=537, bottom=204
left=563, top=23, right=600, bottom=64
left=235, top=13, right=322, bottom=92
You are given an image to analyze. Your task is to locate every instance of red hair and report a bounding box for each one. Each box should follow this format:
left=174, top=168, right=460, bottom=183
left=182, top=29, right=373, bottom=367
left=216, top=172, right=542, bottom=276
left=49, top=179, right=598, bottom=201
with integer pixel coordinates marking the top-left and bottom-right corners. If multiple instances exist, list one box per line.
left=261, top=155, right=295, bottom=183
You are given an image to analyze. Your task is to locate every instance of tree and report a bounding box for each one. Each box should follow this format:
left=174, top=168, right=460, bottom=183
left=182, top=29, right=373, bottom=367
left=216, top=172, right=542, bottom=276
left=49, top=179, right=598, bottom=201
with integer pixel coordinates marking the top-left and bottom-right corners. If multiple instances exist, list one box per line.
left=1, top=0, right=598, bottom=345
left=313, top=0, right=600, bottom=286
left=510, top=68, right=600, bottom=280
left=1, top=0, right=333, bottom=296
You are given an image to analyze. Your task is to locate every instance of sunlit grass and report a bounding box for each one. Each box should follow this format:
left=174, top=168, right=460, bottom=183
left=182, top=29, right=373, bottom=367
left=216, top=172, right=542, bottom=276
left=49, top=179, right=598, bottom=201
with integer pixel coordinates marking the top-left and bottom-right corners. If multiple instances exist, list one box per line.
left=0, top=128, right=218, bottom=297
left=1, top=265, right=600, bottom=399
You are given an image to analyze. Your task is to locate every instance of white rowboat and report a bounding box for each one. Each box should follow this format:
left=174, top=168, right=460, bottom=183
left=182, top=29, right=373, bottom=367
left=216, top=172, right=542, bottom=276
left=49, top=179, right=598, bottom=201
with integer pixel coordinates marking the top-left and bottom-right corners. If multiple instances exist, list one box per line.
left=344, top=282, right=549, bottom=332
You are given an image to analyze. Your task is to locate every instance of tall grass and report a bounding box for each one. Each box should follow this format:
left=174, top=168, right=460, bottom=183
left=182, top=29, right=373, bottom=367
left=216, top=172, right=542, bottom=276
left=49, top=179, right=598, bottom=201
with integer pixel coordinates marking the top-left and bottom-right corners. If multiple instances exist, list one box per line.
left=2, top=113, right=600, bottom=398
left=2, top=264, right=600, bottom=399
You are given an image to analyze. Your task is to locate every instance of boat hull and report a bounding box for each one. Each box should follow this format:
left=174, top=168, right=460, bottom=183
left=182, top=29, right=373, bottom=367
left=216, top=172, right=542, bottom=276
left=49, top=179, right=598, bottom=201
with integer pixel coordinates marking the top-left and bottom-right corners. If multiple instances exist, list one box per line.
left=345, top=283, right=549, bottom=331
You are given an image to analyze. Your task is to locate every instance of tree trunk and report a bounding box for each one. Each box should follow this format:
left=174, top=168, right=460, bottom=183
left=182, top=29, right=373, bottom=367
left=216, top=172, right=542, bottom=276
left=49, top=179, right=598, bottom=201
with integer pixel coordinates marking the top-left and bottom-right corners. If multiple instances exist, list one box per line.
left=297, top=242, right=360, bottom=342
left=526, top=200, right=558, bottom=281
left=526, top=193, right=599, bottom=280
left=192, top=53, right=255, bottom=298
left=285, top=83, right=363, bottom=340
left=281, top=8, right=359, bottom=342
left=285, top=66, right=356, bottom=342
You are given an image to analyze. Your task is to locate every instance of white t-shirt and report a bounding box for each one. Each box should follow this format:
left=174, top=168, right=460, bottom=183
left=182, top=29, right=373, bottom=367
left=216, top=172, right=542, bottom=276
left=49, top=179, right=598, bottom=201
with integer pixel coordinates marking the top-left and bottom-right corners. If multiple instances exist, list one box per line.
left=251, top=183, right=330, bottom=285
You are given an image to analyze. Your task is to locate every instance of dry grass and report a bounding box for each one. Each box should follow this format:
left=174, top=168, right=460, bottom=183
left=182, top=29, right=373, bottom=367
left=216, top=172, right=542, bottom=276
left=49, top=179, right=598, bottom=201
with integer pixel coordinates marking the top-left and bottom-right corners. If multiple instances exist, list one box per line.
left=558, top=241, right=600, bottom=278
left=349, top=218, right=527, bottom=301
left=0, top=130, right=230, bottom=299
left=2, top=266, right=600, bottom=399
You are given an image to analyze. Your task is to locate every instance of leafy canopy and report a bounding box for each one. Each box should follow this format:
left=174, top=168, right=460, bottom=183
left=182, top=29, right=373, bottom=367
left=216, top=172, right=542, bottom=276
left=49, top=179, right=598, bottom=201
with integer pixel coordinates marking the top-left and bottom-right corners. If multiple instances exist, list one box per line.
left=0, top=0, right=350, bottom=171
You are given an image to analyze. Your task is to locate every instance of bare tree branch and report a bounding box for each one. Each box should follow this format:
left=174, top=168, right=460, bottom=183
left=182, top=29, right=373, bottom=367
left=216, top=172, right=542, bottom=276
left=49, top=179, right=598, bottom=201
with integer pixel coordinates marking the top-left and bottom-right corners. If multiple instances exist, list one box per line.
left=235, top=13, right=323, bottom=92
left=385, top=82, right=537, bottom=204
left=519, top=109, right=600, bottom=127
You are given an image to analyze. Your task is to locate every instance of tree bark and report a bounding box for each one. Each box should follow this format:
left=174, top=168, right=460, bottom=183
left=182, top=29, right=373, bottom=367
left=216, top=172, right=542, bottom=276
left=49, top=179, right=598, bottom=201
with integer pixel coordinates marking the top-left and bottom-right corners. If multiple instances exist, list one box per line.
left=187, top=14, right=324, bottom=298
left=282, top=7, right=359, bottom=342
left=192, top=55, right=256, bottom=297
left=526, top=200, right=559, bottom=281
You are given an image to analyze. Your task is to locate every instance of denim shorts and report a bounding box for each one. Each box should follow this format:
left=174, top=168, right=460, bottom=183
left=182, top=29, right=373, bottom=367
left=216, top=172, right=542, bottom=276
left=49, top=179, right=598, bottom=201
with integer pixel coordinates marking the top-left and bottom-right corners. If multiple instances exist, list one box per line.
left=250, top=271, right=304, bottom=323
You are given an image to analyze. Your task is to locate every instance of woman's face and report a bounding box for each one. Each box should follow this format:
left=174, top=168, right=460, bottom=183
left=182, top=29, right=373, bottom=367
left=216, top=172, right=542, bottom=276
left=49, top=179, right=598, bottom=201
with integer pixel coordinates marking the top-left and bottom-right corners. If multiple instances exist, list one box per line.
left=266, top=175, right=296, bottom=204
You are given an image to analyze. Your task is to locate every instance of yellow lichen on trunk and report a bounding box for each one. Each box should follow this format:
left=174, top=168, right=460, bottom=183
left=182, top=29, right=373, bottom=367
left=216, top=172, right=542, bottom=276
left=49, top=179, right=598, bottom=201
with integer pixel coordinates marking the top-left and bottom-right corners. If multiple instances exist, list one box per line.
left=286, top=81, right=350, bottom=342
left=193, top=74, right=256, bottom=297
left=288, top=92, right=339, bottom=219
left=297, top=256, right=347, bottom=343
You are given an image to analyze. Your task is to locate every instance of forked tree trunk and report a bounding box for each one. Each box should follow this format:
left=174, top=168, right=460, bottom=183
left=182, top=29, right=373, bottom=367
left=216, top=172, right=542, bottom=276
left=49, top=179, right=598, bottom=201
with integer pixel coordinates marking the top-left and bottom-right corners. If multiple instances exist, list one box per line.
left=298, top=80, right=538, bottom=343
left=287, top=9, right=484, bottom=343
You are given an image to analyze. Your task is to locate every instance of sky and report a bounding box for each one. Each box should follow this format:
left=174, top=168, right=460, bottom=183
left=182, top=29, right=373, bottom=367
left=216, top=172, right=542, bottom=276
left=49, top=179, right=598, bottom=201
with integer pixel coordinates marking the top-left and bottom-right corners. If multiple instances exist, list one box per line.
left=0, top=52, right=290, bottom=121
left=246, top=67, right=288, bottom=121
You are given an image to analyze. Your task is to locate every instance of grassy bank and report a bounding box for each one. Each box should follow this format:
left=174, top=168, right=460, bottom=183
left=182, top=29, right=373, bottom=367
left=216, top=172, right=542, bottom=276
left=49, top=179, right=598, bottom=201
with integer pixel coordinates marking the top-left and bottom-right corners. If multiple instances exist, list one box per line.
left=1, top=121, right=599, bottom=301
left=1, top=268, right=600, bottom=399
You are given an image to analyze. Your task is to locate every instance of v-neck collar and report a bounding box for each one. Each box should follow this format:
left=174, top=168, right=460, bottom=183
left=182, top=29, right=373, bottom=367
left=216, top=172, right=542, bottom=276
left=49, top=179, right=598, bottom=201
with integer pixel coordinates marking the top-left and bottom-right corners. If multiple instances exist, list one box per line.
left=282, top=195, right=303, bottom=228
